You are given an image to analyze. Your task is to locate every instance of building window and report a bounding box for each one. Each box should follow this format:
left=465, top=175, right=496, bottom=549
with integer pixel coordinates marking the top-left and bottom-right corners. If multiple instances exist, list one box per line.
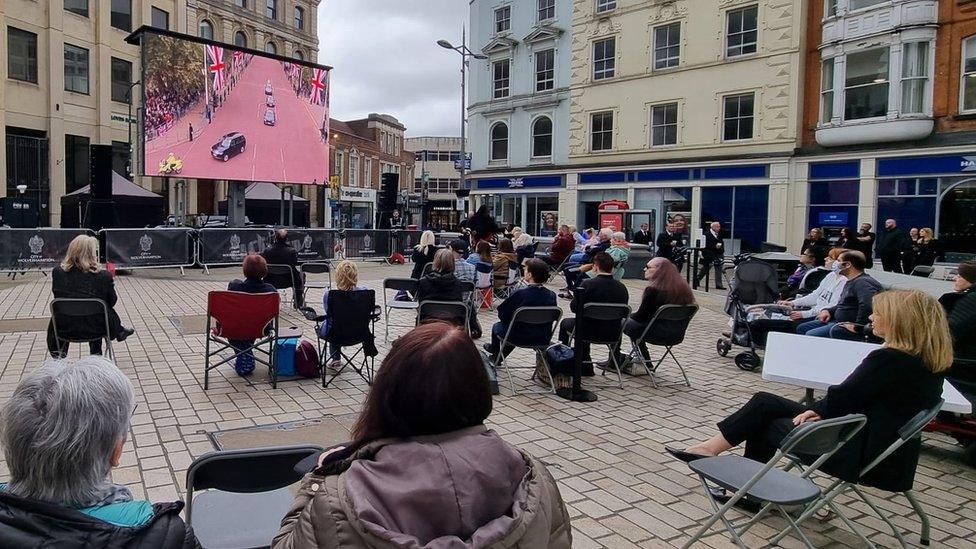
left=492, top=59, right=510, bottom=99
left=294, top=50, right=304, bottom=61
left=536, top=49, right=554, bottom=91
left=824, top=0, right=837, bottom=17
left=349, top=155, right=359, bottom=187
left=199, top=20, right=214, bottom=40
left=490, top=122, right=508, bottom=161
left=265, top=41, right=277, bottom=54
left=726, top=5, right=758, bottom=58
left=532, top=116, right=553, bottom=158
left=591, top=111, right=613, bottom=151
left=151, top=7, right=169, bottom=29
left=593, top=38, right=615, bottom=80
left=336, top=151, right=344, bottom=183
left=111, top=57, right=132, bottom=103
left=7, top=27, right=38, bottom=84
left=962, top=36, right=976, bottom=113
left=807, top=180, right=859, bottom=233
left=234, top=31, right=247, bottom=48
left=821, top=58, right=834, bottom=123
left=538, top=0, right=555, bottom=21
left=64, top=43, right=90, bottom=94
left=266, top=0, right=277, bottom=20
left=651, top=103, right=678, bottom=147
left=901, top=42, right=928, bottom=115
left=722, top=93, right=754, bottom=141
left=65, top=135, right=90, bottom=194
left=596, top=0, right=615, bottom=13
left=111, top=0, right=131, bottom=31
left=844, top=47, right=889, bottom=120
left=364, top=158, right=372, bottom=186
left=295, top=6, right=304, bottom=29
left=236, top=0, right=245, bottom=7
left=851, top=0, right=886, bottom=10
left=653, top=22, right=680, bottom=70
left=495, top=6, right=510, bottom=33
left=64, top=0, right=88, bottom=17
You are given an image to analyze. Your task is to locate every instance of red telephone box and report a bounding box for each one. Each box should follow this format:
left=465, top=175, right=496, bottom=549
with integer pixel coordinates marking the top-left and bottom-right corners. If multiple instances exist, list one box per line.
left=597, top=200, right=629, bottom=232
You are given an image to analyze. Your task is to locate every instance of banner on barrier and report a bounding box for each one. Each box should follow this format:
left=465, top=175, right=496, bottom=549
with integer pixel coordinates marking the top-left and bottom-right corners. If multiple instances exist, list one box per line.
left=282, top=229, right=337, bottom=262
left=103, top=229, right=194, bottom=268
left=344, top=229, right=391, bottom=259
left=198, top=229, right=272, bottom=266
left=0, top=229, right=91, bottom=271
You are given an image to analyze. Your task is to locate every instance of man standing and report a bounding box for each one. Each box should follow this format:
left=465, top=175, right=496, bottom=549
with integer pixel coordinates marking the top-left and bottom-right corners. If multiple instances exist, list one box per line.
left=655, top=222, right=683, bottom=265
left=876, top=218, right=911, bottom=273
left=261, top=228, right=304, bottom=308
left=853, top=222, right=876, bottom=268
left=189, top=123, right=194, bottom=142
left=633, top=223, right=651, bottom=246
left=696, top=222, right=726, bottom=290
left=796, top=251, right=882, bottom=340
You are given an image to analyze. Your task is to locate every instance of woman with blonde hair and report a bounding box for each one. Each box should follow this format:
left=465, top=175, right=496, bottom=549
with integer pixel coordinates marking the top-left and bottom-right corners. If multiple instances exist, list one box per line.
left=47, top=235, right=134, bottom=357
left=410, top=230, right=438, bottom=280
left=913, top=227, right=943, bottom=268
left=320, top=261, right=368, bottom=369
left=668, top=289, right=950, bottom=494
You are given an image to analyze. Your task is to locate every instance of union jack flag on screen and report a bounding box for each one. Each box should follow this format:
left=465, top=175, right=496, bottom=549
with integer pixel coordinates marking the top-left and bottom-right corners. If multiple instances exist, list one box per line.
left=310, top=68, right=327, bottom=106
left=207, top=45, right=226, bottom=93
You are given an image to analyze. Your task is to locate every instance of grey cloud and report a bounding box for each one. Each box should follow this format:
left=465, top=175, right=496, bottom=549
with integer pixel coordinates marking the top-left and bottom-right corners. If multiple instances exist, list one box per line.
left=317, top=0, right=469, bottom=136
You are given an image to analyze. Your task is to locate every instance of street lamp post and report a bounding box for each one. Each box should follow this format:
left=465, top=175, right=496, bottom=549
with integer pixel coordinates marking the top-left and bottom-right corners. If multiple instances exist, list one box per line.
left=438, top=30, right=487, bottom=212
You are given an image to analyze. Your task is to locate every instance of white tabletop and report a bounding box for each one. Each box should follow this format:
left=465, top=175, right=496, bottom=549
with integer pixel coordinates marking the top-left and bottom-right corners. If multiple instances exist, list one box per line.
left=865, top=269, right=954, bottom=298
left=762, top=332, right=971, bottom=414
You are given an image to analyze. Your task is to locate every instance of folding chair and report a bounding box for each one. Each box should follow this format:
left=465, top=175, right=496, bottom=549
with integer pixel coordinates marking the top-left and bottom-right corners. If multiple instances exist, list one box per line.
left=494, top=261, right=522, bottom=300
left=566, top=302, right=632, bottom=389
left=626, top=304, right=699, bottom=387
left=493, top=306, right=563, bottom=395
left=682, top=414, right=867, bottom=549
left=546, top=252, right=571, bottom=280
left=796, top=268, right=829, bottom=296
left=300, top=261, right=331, bottom=302
left=185, top=444, right=322, bottom=548
left=49, top=298, right=115, bottom=359
left=417, top=300, right=471, bottom=336
left=768, top=400, right=944, bottom=549
left=474, top=262, right=495, bottom=311
left=910, top=265, right=935, bottom=278
left=382, top=277, right=419, bottom=340
left=302, top=289, right=380, bottom=387
left=421, top=262, right=435, bottom=278
left=266, top=263, right=300, bottom=307
left=204, top=291, right=280, bottom=390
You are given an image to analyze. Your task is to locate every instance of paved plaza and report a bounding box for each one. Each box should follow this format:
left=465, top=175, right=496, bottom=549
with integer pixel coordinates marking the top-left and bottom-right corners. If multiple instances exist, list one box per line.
left=1, top=263, right=975, bottom=548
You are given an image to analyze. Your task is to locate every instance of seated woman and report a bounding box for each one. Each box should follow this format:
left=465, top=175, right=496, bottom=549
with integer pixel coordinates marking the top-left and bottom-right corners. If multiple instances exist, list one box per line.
left=465, top=240, right=493, bottom=267
left=226, top=253, right=277, bottom=376
left=778, top=250, right=816, bottom=299
left=779, top=247, right=848, bottom=322
left=939, top=260, right=976, bottom=382
left=620, top=257, right=695, bottom=363
left=274, top=323, right=571, bottom=547
left=417, top=249, right=480, bottom=336
left=46, top=235, right=134, bottom=358
left=492, top=238, right=518, bottom=290
left=667, top=289, right=951, bottom=496
left=409, top=230, right=438, bottom=280
left=0, top=357, right=196, bottom=547
left=320, top=261, right=368, bottom=371
left=511, top=226, right=535, bottom=264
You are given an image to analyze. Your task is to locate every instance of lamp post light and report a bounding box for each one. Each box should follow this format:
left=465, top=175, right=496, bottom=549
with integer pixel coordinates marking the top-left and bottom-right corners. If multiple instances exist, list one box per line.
left=437, top=30, right=487, bottom=209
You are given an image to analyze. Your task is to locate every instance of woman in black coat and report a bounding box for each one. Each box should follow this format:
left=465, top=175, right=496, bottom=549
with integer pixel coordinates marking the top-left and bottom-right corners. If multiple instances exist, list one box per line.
left=913, top=228, right=943, bottom=268
left=800, top=227, right=830, bottom=266
left=667, top=289, right=951, bottom=493
left=834, top=227, right=854, bottom=250
left=46, top=235, right=134, bottom=358
left=417, top=249, right=480, bottom=337
left=409, top=230, right=438, bottom=280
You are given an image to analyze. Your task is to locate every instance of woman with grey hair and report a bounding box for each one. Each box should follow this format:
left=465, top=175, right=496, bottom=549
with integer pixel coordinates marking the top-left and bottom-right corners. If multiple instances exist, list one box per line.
left=0, top=357, right=197, bottom=547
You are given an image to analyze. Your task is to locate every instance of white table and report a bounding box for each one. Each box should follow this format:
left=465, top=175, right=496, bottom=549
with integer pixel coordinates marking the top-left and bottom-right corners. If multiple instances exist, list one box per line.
left=762, top=332, right=971, bottom=414
left=865, top=268, right=954, bottom=298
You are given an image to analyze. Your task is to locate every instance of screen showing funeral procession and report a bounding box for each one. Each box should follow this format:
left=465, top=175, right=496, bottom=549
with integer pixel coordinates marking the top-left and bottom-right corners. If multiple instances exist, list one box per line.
left=140, top=29, right=330, bottom=185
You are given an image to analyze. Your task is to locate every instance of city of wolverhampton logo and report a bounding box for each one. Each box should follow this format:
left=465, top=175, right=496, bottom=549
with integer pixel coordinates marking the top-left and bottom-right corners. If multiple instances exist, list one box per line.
left=303, top=235, right=313, bottom=251
left=508, top=178, right=525, bottom=188
left=962, top=157, right=976, bottom=171
left=28, top=234, right=44, bottom=255
left=139, top=234, right=153, bottom=253
left=229, top=234, right=241, bottom=251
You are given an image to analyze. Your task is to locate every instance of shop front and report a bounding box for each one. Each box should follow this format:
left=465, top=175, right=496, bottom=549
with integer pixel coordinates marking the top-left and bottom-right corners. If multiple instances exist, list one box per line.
left=471, top=175, right=563, bottom=237
left=332, top=186, right=376, bottom=229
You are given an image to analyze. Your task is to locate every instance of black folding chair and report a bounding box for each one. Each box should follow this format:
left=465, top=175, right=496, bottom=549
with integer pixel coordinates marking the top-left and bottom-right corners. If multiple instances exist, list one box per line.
left=300, top=261, right=331, bottom=302
left=493, top=306, right=563, bottom=395
left=382, top=277, right=419, bottom=340
left=796, top=268, right=829, bottom=296
left=417, top=300, right=471, bottom=336
left=566, top=302, right=632, bottom=389
left=302, top=289, right=379, bottom=387
left=768, top=400, right=945, bottom=549
left=681, top=414, right=868, bottom=549
left=49, top=298, right=115, bottom=359
left=626, top=304, right=699, bottom=387
left=421, top=262, right=435, bottom=278
left=266, top=263, right=300, bottom=307
left=911, top=265, right=935, bottom=278
left=185, top=445, right=323, bottom=549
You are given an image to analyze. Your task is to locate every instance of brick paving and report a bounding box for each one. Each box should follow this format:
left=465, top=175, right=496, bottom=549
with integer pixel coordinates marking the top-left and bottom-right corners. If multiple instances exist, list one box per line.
left=1, top=263, right=975, bottom=548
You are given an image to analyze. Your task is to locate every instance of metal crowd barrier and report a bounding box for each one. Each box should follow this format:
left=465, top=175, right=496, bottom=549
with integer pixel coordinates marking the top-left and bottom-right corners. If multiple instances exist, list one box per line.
left=99, top=228, right=196, bottom=275
left=0, top=228, right=95, bottom=276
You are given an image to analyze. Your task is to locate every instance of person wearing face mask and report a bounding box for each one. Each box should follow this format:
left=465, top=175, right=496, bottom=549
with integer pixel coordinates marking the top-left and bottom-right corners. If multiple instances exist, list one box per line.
left=778, top=248, right=849, bottom=323
left=795, top=250, right=883, bottom=340
left=939, top=260, right=976, bottom=373
left=851, top=222, right=876, bottom=269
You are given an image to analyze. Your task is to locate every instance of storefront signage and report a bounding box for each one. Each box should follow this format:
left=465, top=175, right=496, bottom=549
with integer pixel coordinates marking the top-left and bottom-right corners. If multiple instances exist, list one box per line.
left=475, top=175, right=563, bottom=189
left=878, top=154, right=976, bottom=177
left=962, top=157, right=976, bottom=172
left=507, top=178, right=524, bottom=188
left=339, top=186, right=376, bottom=202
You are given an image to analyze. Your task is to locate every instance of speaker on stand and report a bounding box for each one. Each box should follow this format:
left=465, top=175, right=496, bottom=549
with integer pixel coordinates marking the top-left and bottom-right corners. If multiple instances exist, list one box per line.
left=84, top=144, right=119, bottom=230
left=377, top=173, right=399, bottom=230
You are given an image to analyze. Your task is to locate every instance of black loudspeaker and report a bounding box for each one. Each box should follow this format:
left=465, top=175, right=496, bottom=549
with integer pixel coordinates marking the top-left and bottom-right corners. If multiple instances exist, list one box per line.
left=379, top=173, right=398, bottom=212
left=90, top=144, right=113, bottom=200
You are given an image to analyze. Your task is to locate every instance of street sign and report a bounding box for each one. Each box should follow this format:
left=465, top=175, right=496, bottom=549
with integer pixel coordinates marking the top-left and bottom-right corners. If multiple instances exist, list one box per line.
left=453, top=153, right=472, bottom=170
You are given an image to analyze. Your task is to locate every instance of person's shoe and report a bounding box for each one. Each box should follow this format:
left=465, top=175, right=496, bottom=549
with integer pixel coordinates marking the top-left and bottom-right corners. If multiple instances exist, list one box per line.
left=665, top=446, right=711, bottom=463
left=708, top=487, right=762, bottom=514
left=716, top=286, right=727, bottom=291
left=117, top=327, right=135, bottom=342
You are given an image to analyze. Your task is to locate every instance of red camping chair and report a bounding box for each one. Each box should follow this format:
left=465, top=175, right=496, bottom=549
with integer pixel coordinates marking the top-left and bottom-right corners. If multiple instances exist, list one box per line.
left=204, top=291, right=280, bottom=390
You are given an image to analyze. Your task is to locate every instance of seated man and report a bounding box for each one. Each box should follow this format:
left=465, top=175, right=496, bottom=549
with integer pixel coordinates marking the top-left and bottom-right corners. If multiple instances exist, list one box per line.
left=484, top=259, right=557, bottom=360
left=0, top=357, right=197, bottom=547
left=557, top=252, right=629, bottom=376
left=561, top=228, right=612, bottom=297
left=796, top=250, right=882, bottom=340
left=448, top=239, right=475, bottom=285
left=261, top=228, right=304, bottom=308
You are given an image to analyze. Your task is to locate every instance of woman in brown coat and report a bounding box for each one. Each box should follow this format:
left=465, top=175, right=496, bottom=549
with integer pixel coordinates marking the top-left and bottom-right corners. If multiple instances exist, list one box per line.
left=273, top=323, right=572, bottom=549
left=491, top=238, right=518, bottom=290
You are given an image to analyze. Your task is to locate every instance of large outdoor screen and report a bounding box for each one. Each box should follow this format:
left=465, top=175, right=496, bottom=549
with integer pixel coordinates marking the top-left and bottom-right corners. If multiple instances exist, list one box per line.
left=139, top=29, right=330, bottom=185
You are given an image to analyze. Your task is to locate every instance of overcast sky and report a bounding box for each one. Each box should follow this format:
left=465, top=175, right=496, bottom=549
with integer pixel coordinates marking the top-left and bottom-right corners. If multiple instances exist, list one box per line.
left=317, top=0, right=470, bottom=137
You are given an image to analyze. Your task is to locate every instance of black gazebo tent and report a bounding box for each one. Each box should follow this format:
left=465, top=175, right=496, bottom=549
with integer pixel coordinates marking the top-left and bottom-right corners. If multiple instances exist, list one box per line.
left=60, top=172, right=166, bottom=228
left=218, top=182, right=310, bottom=227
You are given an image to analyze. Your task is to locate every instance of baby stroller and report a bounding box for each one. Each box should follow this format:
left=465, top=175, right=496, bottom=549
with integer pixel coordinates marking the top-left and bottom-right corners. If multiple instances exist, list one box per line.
left=716, top=258, right=795, bottom=371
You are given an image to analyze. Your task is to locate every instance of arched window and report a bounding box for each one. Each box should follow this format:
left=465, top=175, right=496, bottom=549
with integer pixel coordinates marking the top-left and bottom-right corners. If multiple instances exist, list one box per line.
left=532, top=116, right=552, bottom=158
left=199, top=20, right=214, bottom=40
left=490, top=122, right=508, bottom=161
left=265, top=41, right=277, bottom=55
left=234, top=31, right=247, bottom=48
left=293, top=50, right=304, bottom=61
left=294, top=6, right=305, bottom=30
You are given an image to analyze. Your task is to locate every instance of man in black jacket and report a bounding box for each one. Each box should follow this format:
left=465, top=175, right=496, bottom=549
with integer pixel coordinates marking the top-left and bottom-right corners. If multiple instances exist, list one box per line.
left=695, top=221, right=726, bottom=290
left=633, top=223, right=651, bottom=246
left=557, top=253, right=629, bottom=376
left=261, top=228, right=304, bottom=307
left=485, top=259, right=557, bottom=360
left=876, top=218, right=911, bottom=273
left=852, top=222, right=876, bottom=268
left=655, top=222, right=684, bottom=265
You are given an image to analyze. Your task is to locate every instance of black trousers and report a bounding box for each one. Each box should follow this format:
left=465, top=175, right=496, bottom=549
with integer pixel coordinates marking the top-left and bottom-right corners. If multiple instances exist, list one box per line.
left=696, top=252, right=724, bottom=288
left=717, top=392, right=807, bottom=463
left=880, top=252, right=903, bottom=273
left=558, top=318, right=620, bottom=375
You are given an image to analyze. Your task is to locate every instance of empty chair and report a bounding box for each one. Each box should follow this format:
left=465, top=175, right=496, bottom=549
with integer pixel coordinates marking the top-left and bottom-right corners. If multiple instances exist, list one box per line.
left=626, top=304, right=699, bottom=387
left=911, top=265, right=934, bottom=278
left=49, top=298, right=114, bottom=359
left=204, top=291, right=280, bottom=390
left=266, top=263, right=300, bottom=306
left=300, top=261, right=332, bottom=302
left=382, top=277, right=420, bottom=340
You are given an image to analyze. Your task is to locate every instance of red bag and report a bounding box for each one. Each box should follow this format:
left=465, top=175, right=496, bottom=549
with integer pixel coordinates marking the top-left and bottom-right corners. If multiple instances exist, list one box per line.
left=388, top=252, right=406, bottom=264
left=295, top=340, right=320, bottom=378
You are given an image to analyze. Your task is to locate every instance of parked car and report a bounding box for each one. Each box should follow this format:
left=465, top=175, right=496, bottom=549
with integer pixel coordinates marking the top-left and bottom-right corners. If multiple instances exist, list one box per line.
left=264, top=109, right=276, bottom=126
left=265, top=81, right=273, bottom=95
left=211, top=132, right=246, bottom=162
left=266, top=95, right=276, bottom=108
